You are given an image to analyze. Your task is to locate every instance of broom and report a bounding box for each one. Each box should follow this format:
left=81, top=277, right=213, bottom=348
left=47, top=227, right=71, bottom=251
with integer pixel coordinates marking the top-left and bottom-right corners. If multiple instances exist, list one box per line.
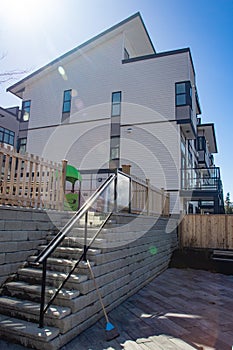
left=86, top=259, right=119, bottom=341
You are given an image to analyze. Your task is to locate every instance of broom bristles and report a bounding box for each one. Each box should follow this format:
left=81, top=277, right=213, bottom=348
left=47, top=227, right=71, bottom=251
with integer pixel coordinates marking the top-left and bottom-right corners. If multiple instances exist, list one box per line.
left=105, top=324, right=119, bottom=341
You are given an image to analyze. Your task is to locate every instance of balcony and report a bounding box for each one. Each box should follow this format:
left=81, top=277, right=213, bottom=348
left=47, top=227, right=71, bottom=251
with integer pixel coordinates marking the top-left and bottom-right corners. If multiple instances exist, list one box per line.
left=176, top=105, right=196, bottom=139
left=175, top=81, right=196, bottom=139
left=196, top=136, right=212, bottom=168
left=181, top=167, right=221, bottom=192
left=180, top=167, right=224, bottom=214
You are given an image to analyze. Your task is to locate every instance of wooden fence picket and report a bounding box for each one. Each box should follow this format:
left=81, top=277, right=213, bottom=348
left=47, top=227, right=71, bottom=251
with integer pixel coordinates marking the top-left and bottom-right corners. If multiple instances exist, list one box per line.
left=179, top=214, right=233, bottom=249
left=0, top=145, right=64, bottom=210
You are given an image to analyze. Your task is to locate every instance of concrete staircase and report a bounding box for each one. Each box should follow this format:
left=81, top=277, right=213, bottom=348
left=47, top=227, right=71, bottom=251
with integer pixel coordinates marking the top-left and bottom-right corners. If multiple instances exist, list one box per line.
left=0, top=213, right=178, bottom=349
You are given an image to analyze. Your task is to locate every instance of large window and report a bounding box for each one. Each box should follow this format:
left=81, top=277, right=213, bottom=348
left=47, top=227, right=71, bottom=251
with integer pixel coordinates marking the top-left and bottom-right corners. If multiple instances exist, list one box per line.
left=21, top=100, right=31, bottom=121
left=111, top=91, right=121, bottom=117
left=0, top=127, right=15, bottom=146
left=62, top=90, right=72, bottom=113
left=175, top=81, right=192, bottom=107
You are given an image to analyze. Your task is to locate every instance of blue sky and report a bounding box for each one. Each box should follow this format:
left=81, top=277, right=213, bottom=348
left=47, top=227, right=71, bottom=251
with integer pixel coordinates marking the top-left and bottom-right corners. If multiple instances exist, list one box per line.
left=1, top=0, right=233, bottom=199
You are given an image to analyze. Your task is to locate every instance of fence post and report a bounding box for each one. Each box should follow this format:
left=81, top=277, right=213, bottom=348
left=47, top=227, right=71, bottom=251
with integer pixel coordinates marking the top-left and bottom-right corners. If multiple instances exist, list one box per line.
left=60, top=159, right=67, bottom=211
left=122, top=164, right=131, bottom=175
left=146, top=179, right=150, bottom=216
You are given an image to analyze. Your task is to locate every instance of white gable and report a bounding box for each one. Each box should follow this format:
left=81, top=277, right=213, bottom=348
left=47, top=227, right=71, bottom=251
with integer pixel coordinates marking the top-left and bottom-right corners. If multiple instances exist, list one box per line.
left=7, top=13, right=155, bottom=99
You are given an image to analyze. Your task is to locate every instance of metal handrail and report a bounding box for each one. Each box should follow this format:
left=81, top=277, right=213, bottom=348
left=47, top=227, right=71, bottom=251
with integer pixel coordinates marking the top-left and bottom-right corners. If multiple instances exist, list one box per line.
left=40, top=212, right=113, bottom=321
left=35, top=172, right=117, bottom=328
left=35, top=173, right=116, bottom=264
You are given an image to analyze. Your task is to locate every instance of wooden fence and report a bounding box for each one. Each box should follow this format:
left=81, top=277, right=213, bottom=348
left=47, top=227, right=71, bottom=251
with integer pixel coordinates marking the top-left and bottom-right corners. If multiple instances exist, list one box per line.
left=179, top=214, right=233, bottom=249
left=131, top=175, right=170, bottom=216
left=0, top=145, right=66, bottom=210
left=0, top=145, right=170, bottom=215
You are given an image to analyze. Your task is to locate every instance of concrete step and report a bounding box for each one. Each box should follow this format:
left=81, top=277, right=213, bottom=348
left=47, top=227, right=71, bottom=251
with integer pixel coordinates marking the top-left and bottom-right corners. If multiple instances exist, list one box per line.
left=28, top=256, right=95, bottom=274
left=38, top=244, right=101, bottom=259
left=17, top=267, right=88, bottom=289
left=4, top=280, right=80, bottom=302
left=44, top=235, right=106, bottom=248
left=3, top=281, right=81, bottom=311
left=68, top=236, right=106, bottom=248
left=58, top=212, right=107, bottom=229
left=0, top=296, right=71, bottom=326
left=0, top=315, right=60, bottom=350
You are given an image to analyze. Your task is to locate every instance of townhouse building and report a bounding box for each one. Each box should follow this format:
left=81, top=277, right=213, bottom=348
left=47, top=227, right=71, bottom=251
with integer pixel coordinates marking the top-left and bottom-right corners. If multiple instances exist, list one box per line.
left=7, top=12, right=224, bottom=214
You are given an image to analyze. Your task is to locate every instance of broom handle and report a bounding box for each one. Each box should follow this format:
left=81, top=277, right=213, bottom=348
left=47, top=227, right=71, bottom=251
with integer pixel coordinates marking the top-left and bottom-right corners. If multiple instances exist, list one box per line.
left=87, top=259, right=110, bottom=323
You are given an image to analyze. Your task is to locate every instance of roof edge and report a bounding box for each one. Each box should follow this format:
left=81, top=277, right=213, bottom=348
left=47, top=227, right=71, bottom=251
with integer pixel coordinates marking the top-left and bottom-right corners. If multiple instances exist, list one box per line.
left=7, top=12, right=154, bottom=96
left=197, top=123, right=218, bottom=153
left=122, top=47, right=191, bottom=64
left=0, top=106, right=19, bottom=117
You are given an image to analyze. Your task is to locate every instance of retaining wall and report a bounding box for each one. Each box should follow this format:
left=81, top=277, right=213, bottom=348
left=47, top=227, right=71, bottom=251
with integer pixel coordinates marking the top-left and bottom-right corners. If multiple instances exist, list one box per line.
left=0, top=206, right=68, bottom=287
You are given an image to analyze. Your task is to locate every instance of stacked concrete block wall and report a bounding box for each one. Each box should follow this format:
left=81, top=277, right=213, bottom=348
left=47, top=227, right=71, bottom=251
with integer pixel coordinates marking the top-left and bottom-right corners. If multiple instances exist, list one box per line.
left=0, top=211, right=178, bottom=349
left=0, top=206, right=70, bottom=287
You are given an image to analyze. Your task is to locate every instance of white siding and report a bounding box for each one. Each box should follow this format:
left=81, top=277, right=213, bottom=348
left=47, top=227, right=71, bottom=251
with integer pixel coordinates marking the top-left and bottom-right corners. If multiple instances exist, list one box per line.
left=121, top=52, right=191, bottom=122
left=27, top=118, right=111, bottom=170
left=120, top=121, right=181, bottom=213
left=24, top=34, right=123, bottom=130
left=22, top=30, right=197, bottom=214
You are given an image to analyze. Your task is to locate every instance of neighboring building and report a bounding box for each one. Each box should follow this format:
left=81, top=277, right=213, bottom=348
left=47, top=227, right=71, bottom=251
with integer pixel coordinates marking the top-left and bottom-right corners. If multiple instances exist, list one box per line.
left=0, top=106, right=28, bottom=153
left=6, top=12, right=224, bottom=214
left=0, top=106, right=20, bottom=149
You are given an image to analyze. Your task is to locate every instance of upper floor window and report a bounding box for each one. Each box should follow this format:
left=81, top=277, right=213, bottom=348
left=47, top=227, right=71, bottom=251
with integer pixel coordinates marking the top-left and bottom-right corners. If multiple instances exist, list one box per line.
left=111, top=91, right=121, bottom=117
left=21, top=100, right=31, bottom=121
left=62, top=89, right=72, bottom=113
left=0, top=127, right=15, bottom=146
left=175, top=81, right=192, bottom=107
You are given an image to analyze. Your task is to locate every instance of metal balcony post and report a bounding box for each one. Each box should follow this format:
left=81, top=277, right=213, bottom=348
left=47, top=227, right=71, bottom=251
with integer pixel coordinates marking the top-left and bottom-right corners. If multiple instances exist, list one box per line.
left=114, top=171, right=118, bottom=212
left=129, top=177, right=132, bottom=214
left=83, top=211, right=88, bottom=261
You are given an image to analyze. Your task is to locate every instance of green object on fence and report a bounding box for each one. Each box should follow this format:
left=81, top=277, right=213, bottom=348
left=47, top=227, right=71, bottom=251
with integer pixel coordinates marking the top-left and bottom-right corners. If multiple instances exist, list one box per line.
left=64, top=165, right=82, bottom=211
left=66, top=164, right=82, bottom=184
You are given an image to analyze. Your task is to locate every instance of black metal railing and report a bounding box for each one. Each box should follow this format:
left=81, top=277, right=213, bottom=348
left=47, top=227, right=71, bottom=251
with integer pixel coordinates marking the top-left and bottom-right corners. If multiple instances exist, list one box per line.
left=181, top=167, right=222, bottom=191
left=34, top=169, right=133, bottom=328
left=35, top=173, right=118, bottom=327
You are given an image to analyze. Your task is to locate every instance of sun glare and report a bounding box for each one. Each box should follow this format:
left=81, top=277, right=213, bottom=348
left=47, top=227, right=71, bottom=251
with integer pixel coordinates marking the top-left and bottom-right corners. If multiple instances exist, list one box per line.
left=1, top=0, right=52, bottom=28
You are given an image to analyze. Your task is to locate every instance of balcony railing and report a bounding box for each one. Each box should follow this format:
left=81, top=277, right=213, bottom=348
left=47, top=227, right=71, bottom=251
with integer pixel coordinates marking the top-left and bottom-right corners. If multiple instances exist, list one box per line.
left=181, top=167, right=222, bottom=191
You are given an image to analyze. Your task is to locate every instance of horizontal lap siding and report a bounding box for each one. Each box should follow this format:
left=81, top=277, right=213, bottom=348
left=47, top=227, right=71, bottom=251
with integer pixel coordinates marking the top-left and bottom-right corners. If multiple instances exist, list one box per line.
left=121, top=52, right=191, bottom=121
left=27, top=120, right=111, bottom=169
left=25, top=34, right=123, bottom=130
left=120, top=122, right=180, bottom=214
left=24, top=37, right=194, bottom=215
